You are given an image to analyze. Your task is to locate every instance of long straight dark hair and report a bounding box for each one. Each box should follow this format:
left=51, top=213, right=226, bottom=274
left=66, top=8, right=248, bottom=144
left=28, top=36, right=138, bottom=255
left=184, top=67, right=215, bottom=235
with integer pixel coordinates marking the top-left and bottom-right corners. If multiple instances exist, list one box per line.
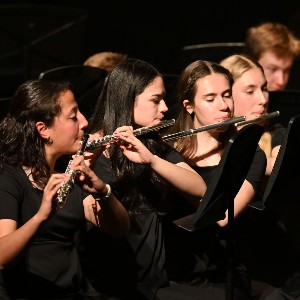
left=91, top=58, right=171, bottom=214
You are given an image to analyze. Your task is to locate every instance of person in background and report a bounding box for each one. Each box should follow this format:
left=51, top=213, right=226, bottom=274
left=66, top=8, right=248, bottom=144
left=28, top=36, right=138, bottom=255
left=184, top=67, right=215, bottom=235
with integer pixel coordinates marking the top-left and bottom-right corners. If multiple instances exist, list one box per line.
left=220, top=54, right=300, bottom=300
left=0, top=80, right=130, bottom=300
left=163, top=59, right=267, bottom=300
left=220, top=54, right=285, bottom=175
left=83, top=51, right=128, bottom=73
left=243, top=22, right=300, bottom=91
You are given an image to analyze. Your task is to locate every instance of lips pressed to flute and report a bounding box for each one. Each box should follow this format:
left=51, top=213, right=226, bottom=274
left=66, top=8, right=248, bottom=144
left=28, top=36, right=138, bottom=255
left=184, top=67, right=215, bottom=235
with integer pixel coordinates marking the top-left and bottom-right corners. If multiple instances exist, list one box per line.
left=161, top=111, right=280, bottom=142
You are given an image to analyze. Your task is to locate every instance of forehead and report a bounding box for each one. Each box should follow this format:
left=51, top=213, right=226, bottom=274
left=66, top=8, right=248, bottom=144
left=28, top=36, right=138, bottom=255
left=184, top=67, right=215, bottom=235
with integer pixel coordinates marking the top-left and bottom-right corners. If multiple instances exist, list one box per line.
left=142, top=76, right=165, bottom=95
left=196, top=73, right=230, bottom=93
left=234, top=68, right=265, bottom=86
left=57, top=90, right=78, bottom=114
left=259, top=51, right=294, bottom=68
left=58, top=90, right=76, bottom=106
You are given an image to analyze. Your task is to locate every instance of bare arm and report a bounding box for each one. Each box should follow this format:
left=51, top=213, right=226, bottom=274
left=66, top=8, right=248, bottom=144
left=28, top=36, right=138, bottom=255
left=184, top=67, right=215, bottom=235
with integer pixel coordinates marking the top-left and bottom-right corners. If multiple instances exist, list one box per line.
left=265, top=145, right=280, bottom=176
left=150, top=157, right=206, bottom=201
left=113, top=126, right=207, bottom=201
left=217, top=180, right=255, bottom=227
left=71, top=156, right=130, bottom=236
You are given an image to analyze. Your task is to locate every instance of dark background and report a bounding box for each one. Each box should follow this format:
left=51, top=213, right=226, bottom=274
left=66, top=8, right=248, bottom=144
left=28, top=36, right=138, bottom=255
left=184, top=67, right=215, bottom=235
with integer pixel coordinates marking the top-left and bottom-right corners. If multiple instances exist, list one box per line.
left=0, top=0, right=300, bottom=98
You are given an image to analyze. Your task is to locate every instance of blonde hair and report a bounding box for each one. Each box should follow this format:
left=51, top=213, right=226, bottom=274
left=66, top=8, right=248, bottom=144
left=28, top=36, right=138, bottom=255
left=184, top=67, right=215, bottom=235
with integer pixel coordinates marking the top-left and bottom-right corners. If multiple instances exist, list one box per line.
left=220, top=54, right=272, bottom=157
left=220, top=54, right=264, bottom=81
left=83, top=51, right=128, bottom=72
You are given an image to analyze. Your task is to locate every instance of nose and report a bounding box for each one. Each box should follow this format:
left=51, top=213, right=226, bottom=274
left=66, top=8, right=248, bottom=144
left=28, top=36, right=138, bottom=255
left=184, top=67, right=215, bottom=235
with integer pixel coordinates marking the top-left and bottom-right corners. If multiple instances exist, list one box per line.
left=160, top=99, right=168, bottom=113
left=219, top=96, right=230, bottom=110
left=78, top=111, right=88, bottom=130
left=258, top=90, right=268, bottom=106
left=275, top=70, right=288, bottom=87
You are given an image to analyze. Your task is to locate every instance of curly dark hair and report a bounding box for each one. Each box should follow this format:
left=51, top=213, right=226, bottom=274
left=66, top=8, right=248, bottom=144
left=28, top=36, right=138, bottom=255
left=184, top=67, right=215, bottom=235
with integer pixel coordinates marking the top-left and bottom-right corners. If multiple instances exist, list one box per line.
left=0, top=80, right=72, bottom=188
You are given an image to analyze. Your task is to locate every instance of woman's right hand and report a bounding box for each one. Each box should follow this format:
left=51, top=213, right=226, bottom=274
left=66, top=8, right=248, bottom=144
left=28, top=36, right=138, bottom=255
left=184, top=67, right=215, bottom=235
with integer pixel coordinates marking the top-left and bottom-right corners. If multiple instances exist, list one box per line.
left=84, top=132, right=108, bottom=167
left=37, top=173, right=71, bottom=221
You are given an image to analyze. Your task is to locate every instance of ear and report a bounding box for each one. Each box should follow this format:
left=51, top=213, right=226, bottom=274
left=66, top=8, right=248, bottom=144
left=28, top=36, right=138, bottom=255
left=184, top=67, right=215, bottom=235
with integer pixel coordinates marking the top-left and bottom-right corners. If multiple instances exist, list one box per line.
left=183, top=99, right=194, bottom=115
left=36, top=121, right=49, bottom=139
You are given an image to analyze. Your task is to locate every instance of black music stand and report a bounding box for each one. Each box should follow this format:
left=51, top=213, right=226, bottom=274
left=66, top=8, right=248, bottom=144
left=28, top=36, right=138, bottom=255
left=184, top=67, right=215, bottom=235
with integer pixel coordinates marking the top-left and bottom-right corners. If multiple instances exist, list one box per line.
left=262, top=113, right=300, bottom=232
left=174, top=124, right=264, bottom=300
left=246, top=114, right=300, bottom=285
left=268, top=90, right=300, bottom=127
left=249, top=114, right=300, bottom=211
left=39, top=65, right=108, bottom=121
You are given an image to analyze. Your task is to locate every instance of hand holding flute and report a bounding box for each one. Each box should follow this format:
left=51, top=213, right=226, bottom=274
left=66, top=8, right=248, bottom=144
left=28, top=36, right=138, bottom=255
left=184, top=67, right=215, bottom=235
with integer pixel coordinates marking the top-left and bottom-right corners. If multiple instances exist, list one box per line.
left=85, top=119, right=175, bottom=151
left=56, top=135, right=89, bottom=208
left=55, top=148, right=111, bottom=209
left=112, top=125, right=159, bottom=165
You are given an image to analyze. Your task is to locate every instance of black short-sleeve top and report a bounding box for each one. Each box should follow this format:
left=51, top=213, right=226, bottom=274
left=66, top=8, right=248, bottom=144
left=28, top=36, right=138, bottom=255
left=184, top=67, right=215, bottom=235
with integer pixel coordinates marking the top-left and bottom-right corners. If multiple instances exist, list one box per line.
left=83, top=147, right=185, bottom=300
left=0, top=163, right=91, bottom=299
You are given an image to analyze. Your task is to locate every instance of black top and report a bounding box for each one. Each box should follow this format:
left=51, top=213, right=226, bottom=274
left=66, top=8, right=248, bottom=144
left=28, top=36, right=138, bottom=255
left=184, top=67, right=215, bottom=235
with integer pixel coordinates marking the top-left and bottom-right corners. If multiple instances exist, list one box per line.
left=0, top=163, right=98, bottom=299
left=81, top=147, right=185, bottom=300
left=163, top=147, right=266, bottom=287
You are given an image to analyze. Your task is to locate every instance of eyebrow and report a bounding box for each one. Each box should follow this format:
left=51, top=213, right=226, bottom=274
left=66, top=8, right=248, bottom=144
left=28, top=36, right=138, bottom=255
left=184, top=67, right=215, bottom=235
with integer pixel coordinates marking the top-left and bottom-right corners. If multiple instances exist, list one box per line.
left=202, top=92, right=217, bottom=97
left=245, top=84, right=257, bottom=88
left=68, top=106, right=78, bottom=114
left=151, top=92, right=166, bottom=98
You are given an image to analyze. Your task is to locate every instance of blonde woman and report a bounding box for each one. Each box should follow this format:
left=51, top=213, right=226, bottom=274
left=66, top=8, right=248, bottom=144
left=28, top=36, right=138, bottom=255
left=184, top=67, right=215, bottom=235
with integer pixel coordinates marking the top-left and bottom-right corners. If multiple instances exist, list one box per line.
left=220, top=54, right=286, bottom=176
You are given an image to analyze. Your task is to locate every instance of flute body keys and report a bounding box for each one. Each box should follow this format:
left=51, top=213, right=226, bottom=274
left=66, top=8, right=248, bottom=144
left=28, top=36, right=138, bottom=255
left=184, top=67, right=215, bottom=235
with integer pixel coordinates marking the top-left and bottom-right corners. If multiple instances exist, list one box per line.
left=85, top=119, right=175, bottom=151
left=56, top=135, right=89, bottom=209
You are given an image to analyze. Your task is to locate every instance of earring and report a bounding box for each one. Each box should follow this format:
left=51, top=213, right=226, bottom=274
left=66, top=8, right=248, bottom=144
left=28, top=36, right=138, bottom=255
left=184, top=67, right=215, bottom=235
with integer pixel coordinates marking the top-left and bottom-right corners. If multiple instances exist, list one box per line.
left=46, top=137, right=53, bottom=145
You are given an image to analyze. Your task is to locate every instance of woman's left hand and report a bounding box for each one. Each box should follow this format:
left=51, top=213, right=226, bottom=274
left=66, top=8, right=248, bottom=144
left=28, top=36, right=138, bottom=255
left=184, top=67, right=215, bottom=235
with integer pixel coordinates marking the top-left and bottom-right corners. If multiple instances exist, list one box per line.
left=69, top=155, right=106, bottom=195
left=84, top=132, right=108, bottom=167
left=113, top=126, right=154, bottom=165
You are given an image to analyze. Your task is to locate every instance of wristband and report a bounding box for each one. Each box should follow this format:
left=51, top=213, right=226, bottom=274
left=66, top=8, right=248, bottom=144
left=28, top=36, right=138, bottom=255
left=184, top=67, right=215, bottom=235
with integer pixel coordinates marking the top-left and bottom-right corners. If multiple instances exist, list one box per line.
left=94, top=184, right=112, bottom=202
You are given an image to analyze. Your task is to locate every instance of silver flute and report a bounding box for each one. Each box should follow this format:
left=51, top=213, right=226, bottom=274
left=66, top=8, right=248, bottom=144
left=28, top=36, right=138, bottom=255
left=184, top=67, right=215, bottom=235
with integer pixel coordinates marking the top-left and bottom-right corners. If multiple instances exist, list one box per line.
left=162, top=116, right=246, bottom=142
left=85, top=119, right=176, bottom=151
left=56, top=134, right=89, bottom=209
left=234, top=111, right=280, bottom=127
